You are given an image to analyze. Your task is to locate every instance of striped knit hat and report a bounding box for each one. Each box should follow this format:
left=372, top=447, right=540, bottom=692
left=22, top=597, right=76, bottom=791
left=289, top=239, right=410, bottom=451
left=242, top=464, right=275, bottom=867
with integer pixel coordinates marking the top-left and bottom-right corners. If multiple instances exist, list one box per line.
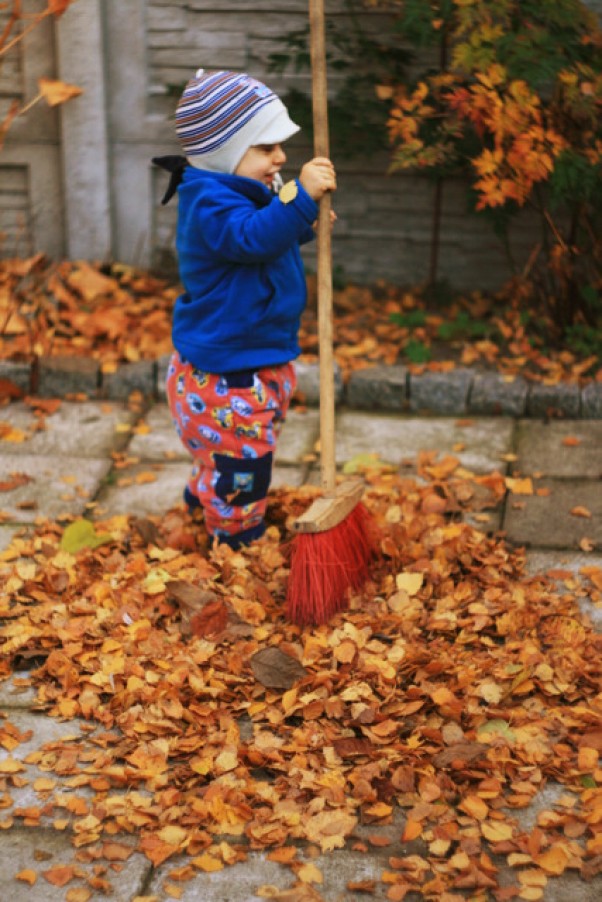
left=175, top=70, right=300, bottom=174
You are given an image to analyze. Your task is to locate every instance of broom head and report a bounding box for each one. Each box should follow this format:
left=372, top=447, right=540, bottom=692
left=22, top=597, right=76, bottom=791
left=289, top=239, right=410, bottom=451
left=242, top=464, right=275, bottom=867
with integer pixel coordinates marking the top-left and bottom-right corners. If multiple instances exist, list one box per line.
left=286, top=480, right=378, bottom=626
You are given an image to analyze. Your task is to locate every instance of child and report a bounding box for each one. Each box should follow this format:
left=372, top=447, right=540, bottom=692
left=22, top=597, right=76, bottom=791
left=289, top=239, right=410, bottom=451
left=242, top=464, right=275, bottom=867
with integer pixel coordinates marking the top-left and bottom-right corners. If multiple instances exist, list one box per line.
left=154, top=69, right=336, bottom=550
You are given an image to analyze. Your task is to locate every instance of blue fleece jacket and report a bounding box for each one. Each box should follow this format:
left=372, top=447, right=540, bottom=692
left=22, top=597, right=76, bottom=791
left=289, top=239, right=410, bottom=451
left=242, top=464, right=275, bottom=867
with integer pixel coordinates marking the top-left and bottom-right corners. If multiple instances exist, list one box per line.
left=172, top=167, right=318, bottom=373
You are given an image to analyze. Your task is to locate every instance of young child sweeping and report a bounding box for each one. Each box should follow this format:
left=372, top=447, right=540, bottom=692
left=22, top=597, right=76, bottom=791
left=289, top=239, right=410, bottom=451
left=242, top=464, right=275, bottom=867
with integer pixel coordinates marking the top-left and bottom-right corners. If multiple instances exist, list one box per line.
left=154, top=69, right=337, bottom=550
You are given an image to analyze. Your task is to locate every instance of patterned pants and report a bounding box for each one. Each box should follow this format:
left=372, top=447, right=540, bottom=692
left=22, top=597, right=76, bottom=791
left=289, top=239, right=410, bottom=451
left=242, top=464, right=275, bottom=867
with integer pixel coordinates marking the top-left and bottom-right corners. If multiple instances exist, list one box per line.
left=166, top=352, right=296, bottom=547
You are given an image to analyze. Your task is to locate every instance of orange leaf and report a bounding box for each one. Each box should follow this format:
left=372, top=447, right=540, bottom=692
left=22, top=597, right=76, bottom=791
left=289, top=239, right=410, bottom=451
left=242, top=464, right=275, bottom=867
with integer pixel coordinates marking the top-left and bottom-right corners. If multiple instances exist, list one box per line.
left=267, top=846, right=298, bottom=863
left=42, top=866, right=76, bottom=887
left=562, top=436, right=582, bottom=447
left=534, top=845, right=569, bottom=876
left=402, top=819, right=422, bottom=841
left=570, top=505, right=591, bottom=518
left=49, top=0, right=77, bottom=15
left=15, top=870, right=37, bottom=885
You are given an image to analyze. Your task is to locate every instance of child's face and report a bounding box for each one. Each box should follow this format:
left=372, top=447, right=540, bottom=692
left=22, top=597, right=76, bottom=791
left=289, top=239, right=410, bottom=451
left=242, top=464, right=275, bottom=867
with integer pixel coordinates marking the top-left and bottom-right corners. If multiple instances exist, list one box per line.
left=235, top=143, right=287, bottom=188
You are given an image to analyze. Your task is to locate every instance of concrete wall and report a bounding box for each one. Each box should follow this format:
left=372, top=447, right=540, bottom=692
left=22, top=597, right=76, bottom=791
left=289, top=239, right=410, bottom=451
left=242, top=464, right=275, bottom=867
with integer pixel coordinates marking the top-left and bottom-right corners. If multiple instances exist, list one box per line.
left=2, top=0, right=602, bottom=290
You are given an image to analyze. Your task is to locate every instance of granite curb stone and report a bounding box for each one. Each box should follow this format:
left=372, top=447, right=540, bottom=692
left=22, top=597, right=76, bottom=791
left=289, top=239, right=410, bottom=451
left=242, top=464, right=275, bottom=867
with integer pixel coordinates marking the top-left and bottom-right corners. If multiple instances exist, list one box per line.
left=2, top=354, right=601, bottom=417
left=346, top=363, right=407, bottom=410
left=409, top=367, right=473, bottom=414
left=468, top=371, right=528, bottom=416
left=582, top=380, right=602, bottom=417
left=527, top=380, right=581, bottom=418
left=37, top=354, right=100, bottom=398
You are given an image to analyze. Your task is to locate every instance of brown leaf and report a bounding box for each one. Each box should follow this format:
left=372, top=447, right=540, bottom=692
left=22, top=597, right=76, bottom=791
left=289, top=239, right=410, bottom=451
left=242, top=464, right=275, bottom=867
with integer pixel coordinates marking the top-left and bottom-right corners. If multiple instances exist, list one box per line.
left=190, top=600, right=230, bottom=638
left=433, top=742, right=487, bottom=768
left=0, top=379, right=24, bottom=401
left=251, top=647, right=307, bottom=689
left=0, top=472, right=33, bottom=492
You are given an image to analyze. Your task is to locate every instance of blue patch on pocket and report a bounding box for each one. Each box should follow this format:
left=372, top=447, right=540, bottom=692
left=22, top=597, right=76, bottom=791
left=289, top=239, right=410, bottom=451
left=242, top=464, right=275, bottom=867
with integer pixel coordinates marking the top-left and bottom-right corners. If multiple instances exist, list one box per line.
left=213, top=452, right=273, bottom=506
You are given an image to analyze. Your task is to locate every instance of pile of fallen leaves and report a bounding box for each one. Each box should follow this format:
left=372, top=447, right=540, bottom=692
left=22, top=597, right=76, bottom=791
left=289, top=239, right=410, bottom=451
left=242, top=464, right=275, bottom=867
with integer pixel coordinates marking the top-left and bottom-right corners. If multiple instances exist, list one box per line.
left=1, top=460, right=601, bottom=899
left=0, top=256, right=177, bottom=370
left=1, top=255, right=601, bottom=386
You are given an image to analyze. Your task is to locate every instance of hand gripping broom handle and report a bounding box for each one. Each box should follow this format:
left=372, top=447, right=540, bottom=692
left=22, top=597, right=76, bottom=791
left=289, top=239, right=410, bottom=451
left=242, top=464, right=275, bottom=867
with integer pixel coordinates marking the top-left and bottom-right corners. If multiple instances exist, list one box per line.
left=309, top=0, right=337, bottom=494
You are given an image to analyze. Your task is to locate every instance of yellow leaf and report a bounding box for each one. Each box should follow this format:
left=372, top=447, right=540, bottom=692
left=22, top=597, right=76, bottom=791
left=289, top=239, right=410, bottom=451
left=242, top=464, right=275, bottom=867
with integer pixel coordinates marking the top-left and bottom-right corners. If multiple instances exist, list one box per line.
left=0, top=758, right=25, bottom=774
left=477, top=679, right=503, bottom=704
left=505, top=477, right=533, bottom=495
left=192, top=853, right=223, bottom=873
left=297, top=862, right=323, bottom=884
left=518, top=888, right=544, bottom=901
left=158, top=825, right=187, bottom=847
left=459, top=794, right=489, bottom=821
left=304, top=810, right=357, bottom=852
left=214, top=748, right=238, bottom=774
left=39, top=77, right=83, bottom=107
left=395, top=572, right=423, bottom=595
left=481, top=820, right=513, bottom=842
left=66, top=889, right=93, bottom=902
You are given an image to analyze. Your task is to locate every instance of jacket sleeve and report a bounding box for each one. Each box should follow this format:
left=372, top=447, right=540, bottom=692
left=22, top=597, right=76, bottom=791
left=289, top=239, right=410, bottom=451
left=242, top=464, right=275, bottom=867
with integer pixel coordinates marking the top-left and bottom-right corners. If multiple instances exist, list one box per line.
left=199, top=180, right=319, bottom=263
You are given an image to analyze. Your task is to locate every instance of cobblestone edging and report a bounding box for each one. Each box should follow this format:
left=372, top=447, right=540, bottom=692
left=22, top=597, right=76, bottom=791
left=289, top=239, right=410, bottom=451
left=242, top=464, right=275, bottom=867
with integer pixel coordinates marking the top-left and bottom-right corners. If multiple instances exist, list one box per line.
left=1, top=355, right=601, bottom=418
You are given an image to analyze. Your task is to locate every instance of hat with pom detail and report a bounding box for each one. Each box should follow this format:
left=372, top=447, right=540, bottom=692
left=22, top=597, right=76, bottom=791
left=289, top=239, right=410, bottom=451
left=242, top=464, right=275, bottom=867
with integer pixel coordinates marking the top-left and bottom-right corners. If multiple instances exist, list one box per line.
left=175, top=69, right=299, bottom=174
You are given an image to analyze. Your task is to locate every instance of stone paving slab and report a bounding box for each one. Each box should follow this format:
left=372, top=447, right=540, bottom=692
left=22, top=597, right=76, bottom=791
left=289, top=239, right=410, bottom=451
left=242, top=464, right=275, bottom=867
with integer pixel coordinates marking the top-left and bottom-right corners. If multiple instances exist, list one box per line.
left=515, top=419, right=602, bottom=478
left=95, top=461, right=306, bottom=521
left=94, top=460, right=191, bottom=519
left=1, top=524, right=22, bottom=551
left=127, top=404, right=186, bottom=461
left=334, top=413, right=514, bottom=473
left=0, top=671, right=37, bottom=709
left=0, top=710, right=98, bottom=818
left=504, top=479, right=602, bottom=549
left=0, top=829, right=150, bottom=901
left=0, top=402, right=136, bottom=459
left=151, top=847, right=393, bottom=902
left=0, top=454, right=111, bottom=523
left=275, top=408, right=320, bottom=465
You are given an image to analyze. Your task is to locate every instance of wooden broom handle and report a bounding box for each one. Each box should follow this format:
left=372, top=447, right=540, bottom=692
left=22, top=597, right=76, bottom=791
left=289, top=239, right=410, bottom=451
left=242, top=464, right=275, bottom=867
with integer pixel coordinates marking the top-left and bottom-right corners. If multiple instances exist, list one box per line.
left=309, top=0, right=336, bottom=493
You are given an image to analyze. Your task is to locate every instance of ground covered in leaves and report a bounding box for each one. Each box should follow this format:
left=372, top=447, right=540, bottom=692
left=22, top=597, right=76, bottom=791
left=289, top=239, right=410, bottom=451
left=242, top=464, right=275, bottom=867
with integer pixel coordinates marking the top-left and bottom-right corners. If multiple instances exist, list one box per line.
left=1, top=462, right=602, bottom=900
left=1, top=256, right=601, bottom=386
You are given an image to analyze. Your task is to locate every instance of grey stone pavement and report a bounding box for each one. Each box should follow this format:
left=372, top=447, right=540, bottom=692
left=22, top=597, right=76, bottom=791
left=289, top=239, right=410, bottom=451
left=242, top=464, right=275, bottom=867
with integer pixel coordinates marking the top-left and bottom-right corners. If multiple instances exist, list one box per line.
left=0, top=371, right=601, bottom=900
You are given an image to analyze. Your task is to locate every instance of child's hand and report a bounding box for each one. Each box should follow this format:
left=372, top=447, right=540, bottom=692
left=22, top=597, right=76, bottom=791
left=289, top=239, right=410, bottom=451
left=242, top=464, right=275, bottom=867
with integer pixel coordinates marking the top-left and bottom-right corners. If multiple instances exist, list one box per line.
left=299, top=157, right=337, bottom=200
left=313, top=209, right=337, bottom=232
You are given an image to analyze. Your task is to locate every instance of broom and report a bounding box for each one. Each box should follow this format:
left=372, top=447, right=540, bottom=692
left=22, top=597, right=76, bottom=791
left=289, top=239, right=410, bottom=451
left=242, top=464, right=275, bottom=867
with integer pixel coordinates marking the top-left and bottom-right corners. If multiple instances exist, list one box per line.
left=285, top=0, right=379, bottom=627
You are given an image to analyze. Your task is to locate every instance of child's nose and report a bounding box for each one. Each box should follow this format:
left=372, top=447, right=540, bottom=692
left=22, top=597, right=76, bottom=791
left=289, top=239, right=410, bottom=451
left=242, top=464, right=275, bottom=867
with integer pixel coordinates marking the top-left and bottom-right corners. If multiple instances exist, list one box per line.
left=273, top=144, right=286, bottom=164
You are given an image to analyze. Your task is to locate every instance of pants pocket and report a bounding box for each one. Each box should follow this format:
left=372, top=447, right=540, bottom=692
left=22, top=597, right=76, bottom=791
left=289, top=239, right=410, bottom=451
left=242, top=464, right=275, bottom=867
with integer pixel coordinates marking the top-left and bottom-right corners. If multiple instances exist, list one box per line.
left=213, top=452, right=273, bottom=507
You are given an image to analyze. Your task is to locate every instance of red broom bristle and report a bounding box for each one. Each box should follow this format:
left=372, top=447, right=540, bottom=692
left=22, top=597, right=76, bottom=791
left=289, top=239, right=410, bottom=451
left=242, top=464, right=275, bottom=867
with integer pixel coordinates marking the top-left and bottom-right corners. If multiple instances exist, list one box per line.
left=286, top=502, right=379, bottom=626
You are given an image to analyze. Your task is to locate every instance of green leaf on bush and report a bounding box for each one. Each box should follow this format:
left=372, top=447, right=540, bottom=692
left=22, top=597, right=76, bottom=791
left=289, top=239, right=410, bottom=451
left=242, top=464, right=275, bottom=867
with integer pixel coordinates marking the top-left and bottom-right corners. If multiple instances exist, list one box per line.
left=405, top=339, right=431, bottom=364
left=60, top=519, right=113, bottom=554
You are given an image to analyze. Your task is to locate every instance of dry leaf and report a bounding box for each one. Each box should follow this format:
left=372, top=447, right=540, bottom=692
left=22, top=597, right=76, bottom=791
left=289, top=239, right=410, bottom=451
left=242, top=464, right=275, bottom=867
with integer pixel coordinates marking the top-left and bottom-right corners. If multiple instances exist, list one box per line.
left=570, top=505, right=591, bottom=518
left=39, top=77, right=83, bottom=106
left=15, top=869, right=37, bottom=885
left=251, top=647, right=307, bottom=689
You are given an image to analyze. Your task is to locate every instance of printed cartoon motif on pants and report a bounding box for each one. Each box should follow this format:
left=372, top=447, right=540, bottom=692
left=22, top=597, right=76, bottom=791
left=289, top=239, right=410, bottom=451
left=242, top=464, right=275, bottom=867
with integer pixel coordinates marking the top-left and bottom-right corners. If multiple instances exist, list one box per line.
left=166, top=352, right=296, bottom=546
